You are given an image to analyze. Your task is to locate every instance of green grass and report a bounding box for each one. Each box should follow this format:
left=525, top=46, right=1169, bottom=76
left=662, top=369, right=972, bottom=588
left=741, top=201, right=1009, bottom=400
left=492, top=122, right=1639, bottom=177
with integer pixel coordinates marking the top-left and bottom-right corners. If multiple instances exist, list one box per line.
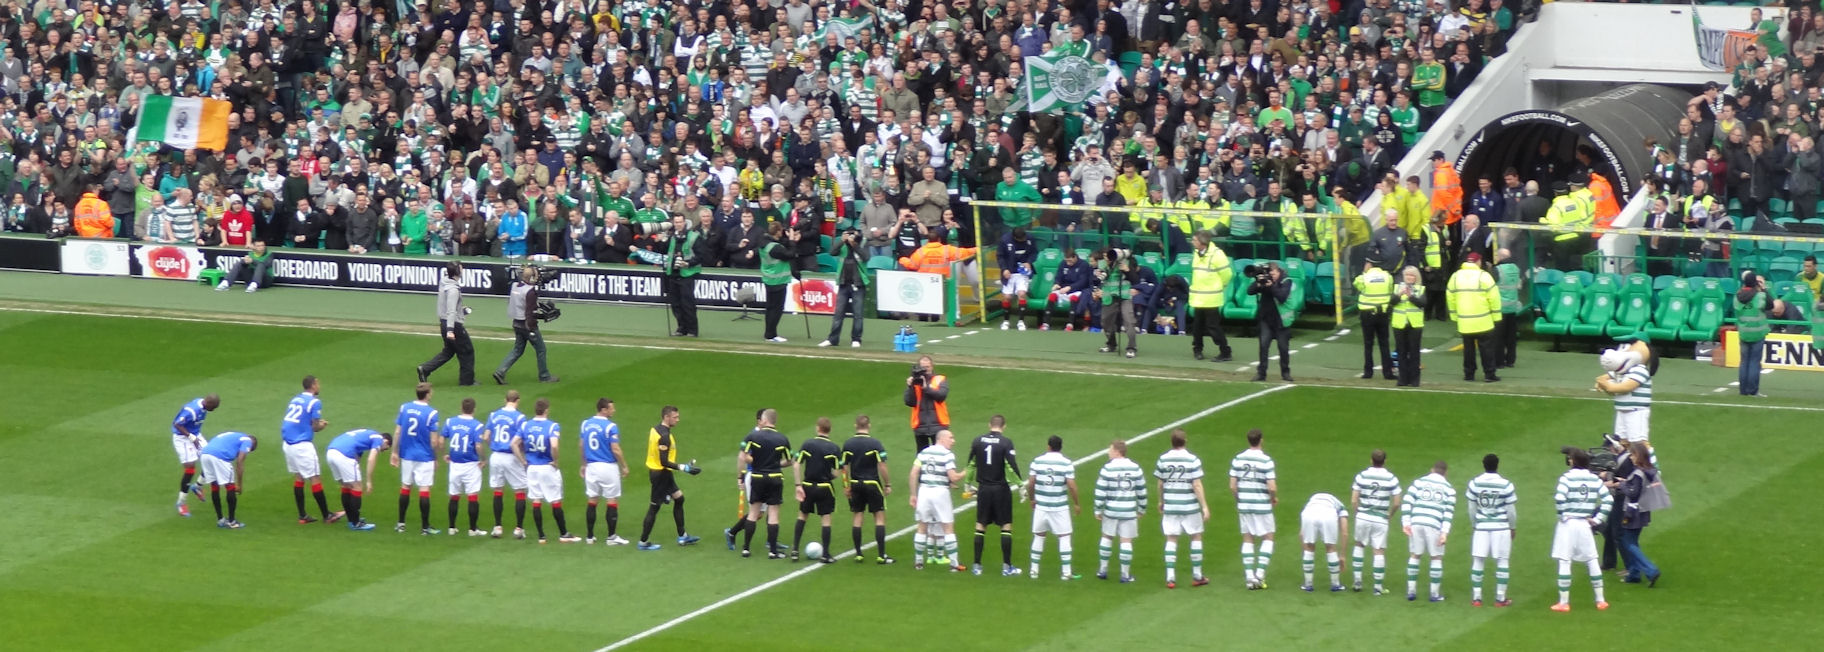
left=0, top=307, right=1818, bottom=651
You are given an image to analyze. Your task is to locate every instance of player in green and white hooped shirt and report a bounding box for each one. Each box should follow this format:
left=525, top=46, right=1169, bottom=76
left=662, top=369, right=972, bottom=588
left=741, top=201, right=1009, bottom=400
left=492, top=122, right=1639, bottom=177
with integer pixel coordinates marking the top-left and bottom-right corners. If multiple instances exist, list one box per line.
left=909, top=430, right=966, bottom=571
left=1297, top=492, right=1349, bottom=592
left=1400, top=461, right=1457, bottom=602
left=1551, top=448, right=1613, bottom=612
left=1023, top=435, right=1082, bottom=580
left=1350, top=450, right=1403, bottom=594
left=1228, top=429, right=1278, bottom=589
left=1155, top=429, right=1210, bottom=588
left=1093, top=439, right=1146, bottom=583
left=1465, top=454, right=1518, bottom=606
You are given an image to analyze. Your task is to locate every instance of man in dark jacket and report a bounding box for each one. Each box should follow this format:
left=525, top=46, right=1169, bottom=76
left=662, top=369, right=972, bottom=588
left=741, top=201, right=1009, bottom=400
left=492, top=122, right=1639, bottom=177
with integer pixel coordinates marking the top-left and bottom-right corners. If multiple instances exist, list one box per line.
left=288, top=198, right=327, bottom=249
left=102, top=157, right=137, bottom=239
left=1051, top=249, right=1097, bottom=330
left=346, top=194, right=379, bottom=253
left=597, top=212, right=634, bottom=264
left=822, top=229, right=870, bottom=347
left=1728, top=132, right=1782, bottom=220
left=1248, top=262, right=1295, bottom=382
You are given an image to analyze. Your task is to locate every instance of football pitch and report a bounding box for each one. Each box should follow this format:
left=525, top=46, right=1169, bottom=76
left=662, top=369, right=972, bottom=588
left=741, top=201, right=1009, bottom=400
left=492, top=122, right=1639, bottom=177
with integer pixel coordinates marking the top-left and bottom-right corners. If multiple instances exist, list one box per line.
left=1, top=283, right=1820, bottom=650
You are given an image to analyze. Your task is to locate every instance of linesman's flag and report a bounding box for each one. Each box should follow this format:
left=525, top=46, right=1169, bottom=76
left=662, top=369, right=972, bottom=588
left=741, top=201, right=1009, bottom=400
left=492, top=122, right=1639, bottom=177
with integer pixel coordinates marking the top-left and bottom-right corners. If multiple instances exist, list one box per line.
left=132, top=95, right=231, bottom=151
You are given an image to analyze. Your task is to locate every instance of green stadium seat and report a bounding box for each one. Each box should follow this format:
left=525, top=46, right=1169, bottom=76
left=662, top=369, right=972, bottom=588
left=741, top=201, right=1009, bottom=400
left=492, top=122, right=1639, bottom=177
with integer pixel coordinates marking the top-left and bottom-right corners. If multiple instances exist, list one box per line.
left=1769, top=256, right=1802, bottom=284
left=1773, top=217, right=1801, bottom=229
left=1680, top=279, right=1727, bottom=341
left=1531, top=268, right=1565, bottom=312
left=1075, top=248, right=1092, bottom=262
left=1606, top=274, right=1653, bottom=336
left=1569, top=274, right=1621, bottom=337
left=1027, top=226, right=1056, bottom=250
left=1805, top=218, right=1824, bottom=229
left=1027, top=249, right=1063, bottom=311
left=1139, top=251, right=1166, bottom=278
left=820, top=235, right=834, bottom=254
left=1783, top=284, right=1814, bottom=311
left=1163, top=253, right=1194, bottom=282
left=1651, top=275, right=1678, bottom=293
left=1783, top=244, right=1813, bottom=260
left=1533, top=274, right=1585, bottom=337
left=1223, top=258, right=1259, bottom=321
left=865, top=256, right=899, bottom=271
left=816, top=253, right=839, bottom=273
left=1313, top=261, right=1336, bottom=305
left=1643, top=279, right=1692, bottom=342
left=1768, top=198, right=1791, bottom=218
left=1566, top=270, right=1594, bottom=287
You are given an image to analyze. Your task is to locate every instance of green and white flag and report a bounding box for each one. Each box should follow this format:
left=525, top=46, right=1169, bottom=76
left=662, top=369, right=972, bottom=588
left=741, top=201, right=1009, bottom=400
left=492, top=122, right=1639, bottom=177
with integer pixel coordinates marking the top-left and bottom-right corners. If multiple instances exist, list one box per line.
left=814, top=16, right=874, bottom=42
left=1022, top=51, right=1102, bottom=114
left=130, top=95, right=231, bottom=150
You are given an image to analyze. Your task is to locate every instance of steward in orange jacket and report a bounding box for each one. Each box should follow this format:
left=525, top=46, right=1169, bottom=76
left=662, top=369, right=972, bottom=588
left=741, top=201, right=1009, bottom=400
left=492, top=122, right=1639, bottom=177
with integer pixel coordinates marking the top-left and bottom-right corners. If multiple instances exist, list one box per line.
left=1428, top=152, right=1464, bottom=226
left=898, top=233, right=978, bottom=278
left=1588, top=172, right=1620, bottom=233
left=73, top=190, right=113, bottom=237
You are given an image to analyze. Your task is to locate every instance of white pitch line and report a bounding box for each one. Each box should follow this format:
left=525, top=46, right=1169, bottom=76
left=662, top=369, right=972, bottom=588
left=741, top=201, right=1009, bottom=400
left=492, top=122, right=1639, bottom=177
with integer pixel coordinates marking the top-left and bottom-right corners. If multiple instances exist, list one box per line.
left=1302, top=343, right=1318, bottom=349
left=592, top=385, right=1296, bottom=652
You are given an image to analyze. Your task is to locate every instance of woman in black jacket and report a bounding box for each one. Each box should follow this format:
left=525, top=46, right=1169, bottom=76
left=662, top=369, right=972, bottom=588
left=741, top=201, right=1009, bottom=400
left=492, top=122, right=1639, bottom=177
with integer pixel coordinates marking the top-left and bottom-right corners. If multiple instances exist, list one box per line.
left=1616, top=442, right=1662, bottom=587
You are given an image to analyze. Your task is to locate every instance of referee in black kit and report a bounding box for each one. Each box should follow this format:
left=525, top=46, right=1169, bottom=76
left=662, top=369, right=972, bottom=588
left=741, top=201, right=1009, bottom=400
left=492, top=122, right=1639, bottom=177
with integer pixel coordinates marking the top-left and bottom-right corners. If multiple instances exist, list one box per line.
left=841, top=416, right=895, bottom=565
left=791, top=417, right=843, bottom=563
left=967, top=415, right=1022, bottom=576
left=737, top=409, right=792, bottom=558
left=417, top=261, right=475, bottom=385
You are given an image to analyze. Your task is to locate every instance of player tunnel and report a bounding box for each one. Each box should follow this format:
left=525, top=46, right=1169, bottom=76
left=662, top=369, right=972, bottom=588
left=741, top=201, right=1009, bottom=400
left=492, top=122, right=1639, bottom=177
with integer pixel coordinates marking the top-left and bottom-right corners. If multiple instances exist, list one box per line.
left=1455, top=84, right=1694, bottom=197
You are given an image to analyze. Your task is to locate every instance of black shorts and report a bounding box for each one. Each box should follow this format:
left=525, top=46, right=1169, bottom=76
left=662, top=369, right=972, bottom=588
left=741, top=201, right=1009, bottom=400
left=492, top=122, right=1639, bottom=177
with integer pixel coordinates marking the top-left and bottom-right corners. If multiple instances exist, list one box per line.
left=648, top=470, right=679, bottom=504
left=975, top=483, right=1014, bottom=526
left=798, top=483, right=836, bottom=515
left=848, top=481, right=885, bottom=513
left=747, top=474, right=784, bottom=506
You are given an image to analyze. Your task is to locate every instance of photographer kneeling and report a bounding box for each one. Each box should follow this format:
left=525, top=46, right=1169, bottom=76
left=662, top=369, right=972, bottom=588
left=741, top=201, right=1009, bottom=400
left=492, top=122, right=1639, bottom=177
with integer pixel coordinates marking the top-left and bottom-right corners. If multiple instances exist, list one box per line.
left=493, top=266, right=559, bottom=384
left=1248, top=262, right=1294, bottom=382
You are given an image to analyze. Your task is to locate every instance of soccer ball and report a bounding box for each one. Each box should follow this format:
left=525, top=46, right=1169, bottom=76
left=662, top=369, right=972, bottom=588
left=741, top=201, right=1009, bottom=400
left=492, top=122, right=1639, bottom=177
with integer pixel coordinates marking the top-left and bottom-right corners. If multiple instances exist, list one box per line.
left=804, top=541, right=824, bottom=559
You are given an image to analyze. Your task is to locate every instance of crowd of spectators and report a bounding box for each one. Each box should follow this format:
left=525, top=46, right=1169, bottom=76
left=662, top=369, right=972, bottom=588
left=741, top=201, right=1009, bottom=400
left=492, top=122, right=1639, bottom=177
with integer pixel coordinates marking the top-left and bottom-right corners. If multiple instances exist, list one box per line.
left=0, top=0, right=1529, bottom=282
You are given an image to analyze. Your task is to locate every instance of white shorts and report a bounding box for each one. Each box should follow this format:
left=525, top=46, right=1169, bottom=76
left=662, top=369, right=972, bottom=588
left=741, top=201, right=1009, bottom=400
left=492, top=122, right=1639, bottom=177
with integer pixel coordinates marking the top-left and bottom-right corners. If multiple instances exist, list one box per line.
left=527, top=465, right=563, bottom=503
left=584, top=462, right=623, bottom=500
left=1238, top=512, right=1276, bottom=537
left=400, top=459, right=435, bottom=488
left=1031, top=508, right=1073, bottom=536
left=1162, top=513, right=1204, bottom=537
left=283, top=441, right=320, bottom=477
left=1000, top=274, right=1030, bottom=296
left=489, top=452, right=527, bottom=491
left=916, top=487, right=954, bottom=524
left=1551, top=519, right=1599, bottom=562
left=1300, top=513, right=1340, bottom=545
left=172, top=434, right=201, bottom=465
left=199, top=455, right=235, bottom=485
left=1615, top=408, right=1650, bottom=443
left=1472, top=529, right=1513, bottom=560
left=448, top=461, right=482, bottom=496
left=1408, top=524, right=1445, bottom=557
left=1354, top=520, right=1390, bottom=550
left=1100, top=517, right=1138, bottom=539
left=326, top=449, right=361, bottom=484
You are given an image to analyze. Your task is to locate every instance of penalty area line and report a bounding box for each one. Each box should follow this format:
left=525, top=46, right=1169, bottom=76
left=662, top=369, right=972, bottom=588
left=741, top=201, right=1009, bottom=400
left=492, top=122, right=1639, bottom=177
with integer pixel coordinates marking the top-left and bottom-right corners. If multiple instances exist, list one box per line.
left=591, top=384, right=1295, bottom=651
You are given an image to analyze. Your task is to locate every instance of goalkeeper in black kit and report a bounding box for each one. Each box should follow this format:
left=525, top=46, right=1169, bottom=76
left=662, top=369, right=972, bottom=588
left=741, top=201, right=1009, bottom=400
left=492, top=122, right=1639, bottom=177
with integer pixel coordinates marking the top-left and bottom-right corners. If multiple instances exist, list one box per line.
left=967, top=415, right=1023, bottom=576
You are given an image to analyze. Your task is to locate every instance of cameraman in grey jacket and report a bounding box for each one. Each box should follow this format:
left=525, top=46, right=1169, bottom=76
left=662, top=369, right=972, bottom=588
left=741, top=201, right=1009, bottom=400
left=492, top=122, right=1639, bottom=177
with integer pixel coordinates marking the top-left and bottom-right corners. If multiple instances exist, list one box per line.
left=493, top=266, right=558, bottom=384
left=416, top=261, right=476, bottom=386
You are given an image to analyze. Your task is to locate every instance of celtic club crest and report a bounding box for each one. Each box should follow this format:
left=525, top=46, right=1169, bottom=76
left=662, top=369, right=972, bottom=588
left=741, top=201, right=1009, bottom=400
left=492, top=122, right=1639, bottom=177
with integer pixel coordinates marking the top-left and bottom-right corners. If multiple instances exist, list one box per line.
left=1026, top=54, right=1101, bottom=110
left=897, top=276, right=925, bottom=305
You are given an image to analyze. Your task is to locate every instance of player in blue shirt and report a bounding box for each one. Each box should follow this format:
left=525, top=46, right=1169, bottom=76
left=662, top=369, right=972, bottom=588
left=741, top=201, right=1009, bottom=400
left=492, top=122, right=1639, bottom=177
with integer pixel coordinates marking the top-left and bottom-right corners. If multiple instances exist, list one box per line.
left=169, top=394, right=220, bottom=517
left=281, top=376, right=339, bottom=525
left=326, top=429, right=393, bottom=531
left=485, top=390, right=529, bottom=538
left=580, top=398, right=630, bottom=545
left=520, top=398, right=581, bottom=543
left=392, top=383, right=443, bottom=534
left=199, top=432, right=259, bottom=529
left=443, top=398, right=488, bottom=536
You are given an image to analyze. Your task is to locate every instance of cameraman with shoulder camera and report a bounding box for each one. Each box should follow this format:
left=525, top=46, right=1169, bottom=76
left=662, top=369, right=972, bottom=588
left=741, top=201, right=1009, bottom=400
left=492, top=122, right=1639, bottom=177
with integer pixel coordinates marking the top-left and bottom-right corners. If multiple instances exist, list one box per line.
left=492, top=266, right=559, bottom=385
left=821, top=227, right=870, bottom=348
left=415, top=261, right=476, bottom=386
left=1248, top=262, right=1295, bottom=382
left=903, top=356, right=949, bottom=453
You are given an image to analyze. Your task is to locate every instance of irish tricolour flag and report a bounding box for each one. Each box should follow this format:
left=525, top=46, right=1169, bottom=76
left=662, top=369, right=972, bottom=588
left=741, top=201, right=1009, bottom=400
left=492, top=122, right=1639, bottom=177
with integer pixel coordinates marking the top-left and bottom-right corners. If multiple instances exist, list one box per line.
left=131, top=95, right=231, bottom=150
